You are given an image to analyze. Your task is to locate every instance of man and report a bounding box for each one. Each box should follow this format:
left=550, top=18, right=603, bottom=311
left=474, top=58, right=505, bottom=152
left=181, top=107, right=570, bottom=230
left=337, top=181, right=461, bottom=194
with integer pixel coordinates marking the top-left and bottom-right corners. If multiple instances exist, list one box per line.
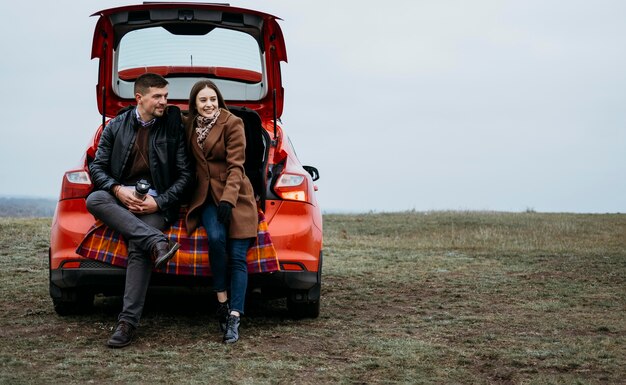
left=86, top=73, right=191, bottom=348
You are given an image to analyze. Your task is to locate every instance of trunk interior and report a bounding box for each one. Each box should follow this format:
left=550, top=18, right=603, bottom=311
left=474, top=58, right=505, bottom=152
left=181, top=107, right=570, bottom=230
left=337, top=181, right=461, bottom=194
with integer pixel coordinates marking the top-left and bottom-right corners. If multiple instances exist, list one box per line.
left=227, top=106, right=270, bottom=211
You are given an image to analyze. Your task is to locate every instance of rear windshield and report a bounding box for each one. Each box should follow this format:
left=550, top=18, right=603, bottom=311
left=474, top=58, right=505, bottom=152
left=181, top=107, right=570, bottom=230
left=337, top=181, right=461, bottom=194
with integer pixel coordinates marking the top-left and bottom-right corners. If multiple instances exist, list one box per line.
left=118, top=27, right=261, bottom=72
left=114, top=26, right=265, bottom=101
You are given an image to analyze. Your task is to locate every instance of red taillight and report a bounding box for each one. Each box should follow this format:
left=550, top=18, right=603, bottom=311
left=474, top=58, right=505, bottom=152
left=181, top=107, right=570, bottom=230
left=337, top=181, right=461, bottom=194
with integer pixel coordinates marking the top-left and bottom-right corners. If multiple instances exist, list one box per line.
left=60, top=170, right=92, bottom=200
left=274, top=173, right=310, bottom=203
left=280, top=262, right=305, bottom=271
left=62, top=261, right=81, bottom=269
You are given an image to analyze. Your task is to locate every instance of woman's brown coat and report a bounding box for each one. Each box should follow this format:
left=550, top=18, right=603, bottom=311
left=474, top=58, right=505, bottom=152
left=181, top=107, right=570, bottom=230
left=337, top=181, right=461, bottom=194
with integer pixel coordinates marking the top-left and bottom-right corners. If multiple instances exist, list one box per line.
left=185, top=109, right=258, bottom=239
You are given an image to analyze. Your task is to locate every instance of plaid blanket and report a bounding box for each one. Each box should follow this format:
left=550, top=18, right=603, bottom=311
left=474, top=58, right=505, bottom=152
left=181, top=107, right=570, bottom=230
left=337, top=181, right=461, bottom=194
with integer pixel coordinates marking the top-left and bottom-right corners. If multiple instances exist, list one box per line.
left=76, top=209, right=279, bottom=276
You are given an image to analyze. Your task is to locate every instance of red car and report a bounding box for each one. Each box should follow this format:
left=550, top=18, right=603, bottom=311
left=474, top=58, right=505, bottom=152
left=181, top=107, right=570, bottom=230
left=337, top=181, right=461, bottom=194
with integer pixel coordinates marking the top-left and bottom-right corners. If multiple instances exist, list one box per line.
left=49, top=3, right=322, bottom=318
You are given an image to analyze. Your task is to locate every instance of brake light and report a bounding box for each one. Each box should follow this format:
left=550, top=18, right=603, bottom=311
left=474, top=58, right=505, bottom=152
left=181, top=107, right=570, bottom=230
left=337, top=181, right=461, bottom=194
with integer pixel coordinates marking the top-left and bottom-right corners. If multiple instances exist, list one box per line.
left=60, top=170, right=92, bottom=200
left=274, top=173, right=309, bottom=202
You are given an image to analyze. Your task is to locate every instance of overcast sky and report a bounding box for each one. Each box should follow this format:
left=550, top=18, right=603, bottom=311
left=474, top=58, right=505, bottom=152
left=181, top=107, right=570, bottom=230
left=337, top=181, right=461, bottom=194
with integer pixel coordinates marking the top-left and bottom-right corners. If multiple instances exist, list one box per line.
left=0, top=1, right=624, bottom=213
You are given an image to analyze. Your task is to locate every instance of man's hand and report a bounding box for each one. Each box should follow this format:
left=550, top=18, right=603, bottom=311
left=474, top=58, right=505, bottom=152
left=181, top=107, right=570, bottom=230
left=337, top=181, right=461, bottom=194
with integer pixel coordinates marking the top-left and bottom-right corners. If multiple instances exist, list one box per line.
left=114, top=186, right=159, bottom=215
left=130, top=194, right=159, bottom=215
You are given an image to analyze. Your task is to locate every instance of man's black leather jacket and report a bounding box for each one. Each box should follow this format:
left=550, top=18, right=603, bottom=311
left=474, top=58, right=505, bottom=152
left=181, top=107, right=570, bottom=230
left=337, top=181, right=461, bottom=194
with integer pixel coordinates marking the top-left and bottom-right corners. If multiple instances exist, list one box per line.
left=89, top=105, right=192, bottom=223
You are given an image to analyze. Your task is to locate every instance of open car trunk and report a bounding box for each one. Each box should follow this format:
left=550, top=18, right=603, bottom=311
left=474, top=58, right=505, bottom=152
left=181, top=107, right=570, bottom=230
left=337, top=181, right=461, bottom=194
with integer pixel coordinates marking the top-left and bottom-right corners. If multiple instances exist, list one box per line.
left=91, top=3, right=287, bottom=121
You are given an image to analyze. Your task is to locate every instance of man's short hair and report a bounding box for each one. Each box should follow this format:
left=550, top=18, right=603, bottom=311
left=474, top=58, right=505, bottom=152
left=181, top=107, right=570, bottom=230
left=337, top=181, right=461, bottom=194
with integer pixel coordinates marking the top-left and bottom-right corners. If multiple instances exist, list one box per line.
left=134, top=73, right=168, bottom=95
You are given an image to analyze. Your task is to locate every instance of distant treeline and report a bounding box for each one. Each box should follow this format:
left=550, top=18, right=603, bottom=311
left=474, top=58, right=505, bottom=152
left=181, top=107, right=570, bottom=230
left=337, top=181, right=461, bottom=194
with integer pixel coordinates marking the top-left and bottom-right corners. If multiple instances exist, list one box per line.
left=0, top=198, right=57, bottom=217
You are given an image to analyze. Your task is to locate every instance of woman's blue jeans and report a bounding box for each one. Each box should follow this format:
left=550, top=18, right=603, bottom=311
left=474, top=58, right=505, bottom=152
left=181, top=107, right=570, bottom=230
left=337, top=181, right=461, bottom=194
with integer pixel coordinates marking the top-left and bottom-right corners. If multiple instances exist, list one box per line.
left=201, top=202, right=252, bottom=315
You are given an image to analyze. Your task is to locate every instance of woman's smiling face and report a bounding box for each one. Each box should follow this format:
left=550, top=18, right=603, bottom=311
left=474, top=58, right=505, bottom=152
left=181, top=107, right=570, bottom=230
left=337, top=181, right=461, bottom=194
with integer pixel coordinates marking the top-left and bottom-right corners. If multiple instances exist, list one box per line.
left=195, top=86, right=219, bottom=118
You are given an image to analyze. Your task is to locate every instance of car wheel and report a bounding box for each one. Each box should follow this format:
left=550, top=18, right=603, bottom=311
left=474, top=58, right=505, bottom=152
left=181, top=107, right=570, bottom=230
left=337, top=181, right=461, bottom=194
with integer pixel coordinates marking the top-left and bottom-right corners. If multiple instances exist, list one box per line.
left=287, top=297, right=320, bottom=319
left=52, top=290, right=94, bottom=316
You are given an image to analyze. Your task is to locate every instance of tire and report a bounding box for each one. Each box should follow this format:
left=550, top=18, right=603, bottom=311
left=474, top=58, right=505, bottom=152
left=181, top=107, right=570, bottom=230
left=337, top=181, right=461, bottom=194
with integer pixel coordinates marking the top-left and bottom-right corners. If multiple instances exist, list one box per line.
left=52, top=289, right=94, bottom=316
left=287, top=297, right=320, bottom=319
left=287, top=253, right=322, bottom=319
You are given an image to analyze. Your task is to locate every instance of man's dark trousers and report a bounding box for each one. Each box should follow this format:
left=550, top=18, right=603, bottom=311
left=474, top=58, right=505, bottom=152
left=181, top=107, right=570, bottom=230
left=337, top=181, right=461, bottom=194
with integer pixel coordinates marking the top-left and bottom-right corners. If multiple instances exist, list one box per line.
left=86, top=190, right=168, bottom=327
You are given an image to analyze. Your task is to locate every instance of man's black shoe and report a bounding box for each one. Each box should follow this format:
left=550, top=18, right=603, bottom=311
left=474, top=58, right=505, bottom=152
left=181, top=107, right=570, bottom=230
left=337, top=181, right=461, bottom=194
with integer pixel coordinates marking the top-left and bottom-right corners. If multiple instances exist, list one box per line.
left=223, top=314, right=240, bottom=344
left=216, top=301, right=230, bottom=333
left=153, top=240, right=180, bottom=269
left=107, top=321, right=136, bottom=348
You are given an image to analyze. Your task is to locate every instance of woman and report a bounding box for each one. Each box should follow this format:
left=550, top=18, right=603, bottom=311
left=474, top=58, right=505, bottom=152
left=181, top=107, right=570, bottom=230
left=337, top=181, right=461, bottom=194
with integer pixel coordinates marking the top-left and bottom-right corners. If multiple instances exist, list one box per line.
left=185, top=80, right=258, bottom=343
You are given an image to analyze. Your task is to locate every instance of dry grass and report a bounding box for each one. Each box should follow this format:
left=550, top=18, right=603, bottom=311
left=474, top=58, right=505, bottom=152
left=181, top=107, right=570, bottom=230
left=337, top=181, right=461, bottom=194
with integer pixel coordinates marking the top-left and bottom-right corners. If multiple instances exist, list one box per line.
left=0, top=212, right=624, bottom=384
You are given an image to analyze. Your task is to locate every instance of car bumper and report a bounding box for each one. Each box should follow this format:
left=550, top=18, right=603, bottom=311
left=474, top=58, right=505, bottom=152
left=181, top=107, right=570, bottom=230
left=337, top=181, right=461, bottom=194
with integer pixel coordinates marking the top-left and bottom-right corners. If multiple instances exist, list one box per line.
left=49, top=260, right=321, bottom=301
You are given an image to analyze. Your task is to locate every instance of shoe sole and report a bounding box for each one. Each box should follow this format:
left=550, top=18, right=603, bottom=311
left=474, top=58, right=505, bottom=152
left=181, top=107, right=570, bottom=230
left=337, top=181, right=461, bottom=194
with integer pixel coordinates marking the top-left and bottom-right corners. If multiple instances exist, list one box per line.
left=154, top=242, right=180, bottom=269
left=107, top=339, right=133, bottom=348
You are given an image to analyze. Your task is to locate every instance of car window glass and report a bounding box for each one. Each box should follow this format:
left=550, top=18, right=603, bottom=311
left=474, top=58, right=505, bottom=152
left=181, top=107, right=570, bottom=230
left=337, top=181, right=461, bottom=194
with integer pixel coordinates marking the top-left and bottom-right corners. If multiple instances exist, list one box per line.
left=114, top=26, right=265, bottom=101
left=118, top=27, right=262, bottom=73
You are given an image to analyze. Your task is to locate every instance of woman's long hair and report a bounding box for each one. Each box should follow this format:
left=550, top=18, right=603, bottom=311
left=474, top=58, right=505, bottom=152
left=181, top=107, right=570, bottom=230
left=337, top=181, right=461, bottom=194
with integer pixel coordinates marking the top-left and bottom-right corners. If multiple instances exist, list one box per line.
left=186, top=80, right=229, bottom=127
left=184, top=80, right=230, bottom=167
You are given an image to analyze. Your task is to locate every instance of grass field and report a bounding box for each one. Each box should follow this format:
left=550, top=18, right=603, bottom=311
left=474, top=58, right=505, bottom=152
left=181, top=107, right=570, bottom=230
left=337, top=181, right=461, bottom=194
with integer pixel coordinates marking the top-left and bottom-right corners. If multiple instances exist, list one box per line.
left=0, top=212, right=624, bottom=384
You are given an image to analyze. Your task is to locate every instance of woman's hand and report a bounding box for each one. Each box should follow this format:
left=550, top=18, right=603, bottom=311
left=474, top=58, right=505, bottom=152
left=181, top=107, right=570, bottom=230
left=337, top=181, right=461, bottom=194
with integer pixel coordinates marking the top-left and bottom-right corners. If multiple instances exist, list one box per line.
left=217, top=201, right=233, bottom=226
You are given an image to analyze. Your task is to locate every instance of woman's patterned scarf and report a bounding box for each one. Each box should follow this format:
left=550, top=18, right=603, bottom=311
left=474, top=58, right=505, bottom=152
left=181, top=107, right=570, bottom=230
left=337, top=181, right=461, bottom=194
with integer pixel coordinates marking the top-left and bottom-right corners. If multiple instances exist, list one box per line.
left=195, top=109, right=221, bottom=149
